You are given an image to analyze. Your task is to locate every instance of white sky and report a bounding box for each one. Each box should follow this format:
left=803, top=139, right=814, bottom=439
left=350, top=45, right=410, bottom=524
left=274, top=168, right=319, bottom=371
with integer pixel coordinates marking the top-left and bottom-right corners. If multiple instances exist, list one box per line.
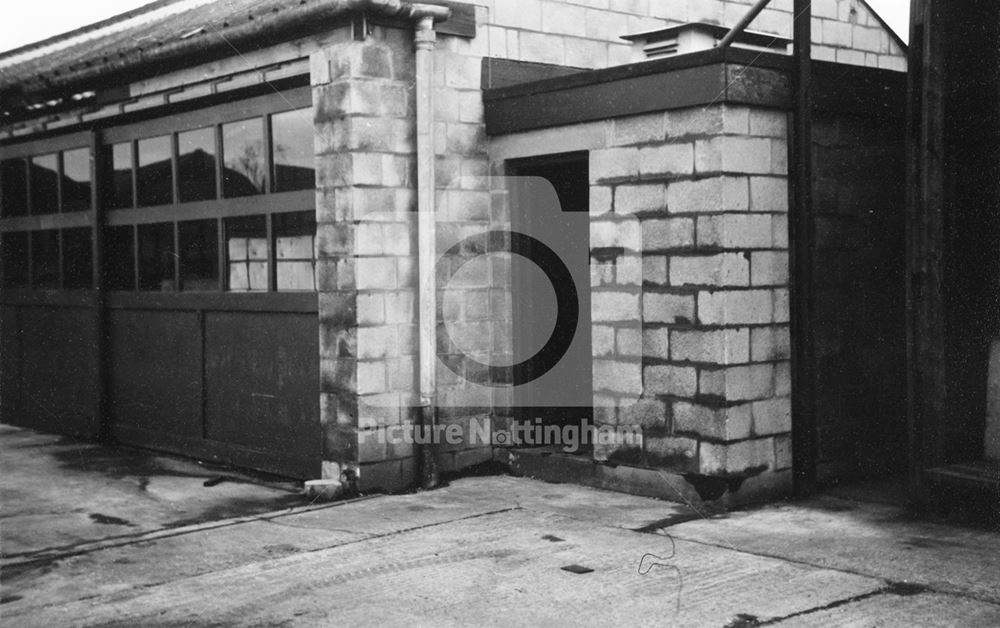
left=0, top=0, right=911, bottom=54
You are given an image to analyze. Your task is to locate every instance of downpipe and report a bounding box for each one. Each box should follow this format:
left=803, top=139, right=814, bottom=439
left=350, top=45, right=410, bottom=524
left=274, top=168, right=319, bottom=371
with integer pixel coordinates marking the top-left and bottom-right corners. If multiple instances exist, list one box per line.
left=409, top=5, right=450, bottom=490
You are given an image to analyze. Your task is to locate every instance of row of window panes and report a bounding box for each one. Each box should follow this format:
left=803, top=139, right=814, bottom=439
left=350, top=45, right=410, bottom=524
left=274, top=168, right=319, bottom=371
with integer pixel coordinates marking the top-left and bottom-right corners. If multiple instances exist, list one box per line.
left=0, top=148, right=92, bottom=217
left=0, top=107, right=313, bottom=218
left=1, top=228, right=93, bottom=289
left=104, top=108, right=314, bottom=210
left=102, top=211, right=316, bottom=292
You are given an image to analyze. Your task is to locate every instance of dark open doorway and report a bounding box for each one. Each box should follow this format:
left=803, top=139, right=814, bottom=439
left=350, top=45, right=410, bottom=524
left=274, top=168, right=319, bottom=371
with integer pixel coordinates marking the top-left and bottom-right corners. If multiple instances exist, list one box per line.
left=506, top=153, right=593, bottom=440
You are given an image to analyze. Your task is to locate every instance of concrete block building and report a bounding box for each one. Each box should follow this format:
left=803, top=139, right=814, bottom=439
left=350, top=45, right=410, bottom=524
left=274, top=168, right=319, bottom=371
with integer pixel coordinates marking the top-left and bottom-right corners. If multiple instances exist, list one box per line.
left=0, top=0, right=910, bottom=505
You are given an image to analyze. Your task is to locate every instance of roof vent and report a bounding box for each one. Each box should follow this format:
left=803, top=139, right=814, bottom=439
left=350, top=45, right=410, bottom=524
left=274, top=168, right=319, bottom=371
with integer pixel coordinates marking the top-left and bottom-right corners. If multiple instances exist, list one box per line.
left=622, top=22, right=792, bottom=59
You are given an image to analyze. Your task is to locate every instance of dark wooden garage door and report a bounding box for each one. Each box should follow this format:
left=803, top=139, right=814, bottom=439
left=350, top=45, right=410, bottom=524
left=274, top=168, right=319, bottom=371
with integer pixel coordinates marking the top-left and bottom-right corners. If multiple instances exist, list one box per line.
left=1, top=84, right=322, bottom=479
left=108, top=295, right=321, bottom=479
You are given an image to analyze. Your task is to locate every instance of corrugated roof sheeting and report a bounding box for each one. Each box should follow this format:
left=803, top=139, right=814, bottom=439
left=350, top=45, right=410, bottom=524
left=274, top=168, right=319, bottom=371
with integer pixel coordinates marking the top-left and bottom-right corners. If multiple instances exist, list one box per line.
left=0, top=0, right=427, bottom=111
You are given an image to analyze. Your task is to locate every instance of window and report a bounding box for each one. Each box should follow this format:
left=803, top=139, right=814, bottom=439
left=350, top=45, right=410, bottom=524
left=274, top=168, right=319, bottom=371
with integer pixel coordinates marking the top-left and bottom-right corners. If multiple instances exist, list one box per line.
left=138, top=222, right=175, bottom=291
left=102, top=91, right=314, bottom=295
left=271, top=108, right=314, bottom=193
left=1, top=231, right=29, bottom=287
left=105, top=142, right=134, bottom=209
left=104, top=226, right=135, bottom=290
left=30, top=230, right=60, bottom=288
left=179, top=219, right=218, bottom=291
left=274, top=211, right=315, bottom=291
left=0, top=87, right=314, bottom=296
left=61, top=148, right=92, bottom=212
left=226, top=215, right=268, bottom=292
left=2, top=133, right=95, bottom=291
left=30, top=154, right=59, bottom=214
left=222, top=118, right=265, bottom=198
left=62, top=227, right=93, bottom=289
left=1, top=158, right=28, bottom=217
left=137, top=135, right=173, bottom=207
left=178, top=127, right=217, bottom=203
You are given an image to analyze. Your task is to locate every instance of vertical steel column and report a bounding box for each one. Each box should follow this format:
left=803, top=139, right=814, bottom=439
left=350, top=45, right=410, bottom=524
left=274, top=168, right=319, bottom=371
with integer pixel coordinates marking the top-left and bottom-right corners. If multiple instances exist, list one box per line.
left=91, top=131, right=110, bottom=441
left=790, top=0, right=817, bottom=495
left=904, top=0, right=948, bottom=501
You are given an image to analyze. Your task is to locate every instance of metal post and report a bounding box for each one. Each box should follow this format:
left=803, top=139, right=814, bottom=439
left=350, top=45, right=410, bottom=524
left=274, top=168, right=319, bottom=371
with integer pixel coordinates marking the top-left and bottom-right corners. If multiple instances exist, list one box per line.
left=92, top=130, right=109, bottom=441
left=790, top=0, right=817, bottom=495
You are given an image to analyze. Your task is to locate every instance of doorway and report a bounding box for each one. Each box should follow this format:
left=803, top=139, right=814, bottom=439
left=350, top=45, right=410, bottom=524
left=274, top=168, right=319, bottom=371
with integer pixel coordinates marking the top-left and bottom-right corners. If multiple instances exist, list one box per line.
left=506, top=153, right=593, bottom=436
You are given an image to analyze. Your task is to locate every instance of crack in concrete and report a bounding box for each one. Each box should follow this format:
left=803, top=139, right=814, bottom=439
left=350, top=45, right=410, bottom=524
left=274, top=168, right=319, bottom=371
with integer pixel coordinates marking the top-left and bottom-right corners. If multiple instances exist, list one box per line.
left=665, top=533, right=1000, bottom=609
left=1, top=501, right=521, bottom=584
left=6, top=506, right=528, bottom=613
left=0, top=494, right=381, bottom=567
left=756, top=586, right=898, bottom=625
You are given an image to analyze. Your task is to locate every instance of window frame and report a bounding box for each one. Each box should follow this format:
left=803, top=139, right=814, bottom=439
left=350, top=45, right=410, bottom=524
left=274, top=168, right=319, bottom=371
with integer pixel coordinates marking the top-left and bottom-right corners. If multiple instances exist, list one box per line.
left=0, top=130, right=95, bottom=291
left=0, top=86, right=315, bottom=299
left=100, top=86, right=314, bottom=294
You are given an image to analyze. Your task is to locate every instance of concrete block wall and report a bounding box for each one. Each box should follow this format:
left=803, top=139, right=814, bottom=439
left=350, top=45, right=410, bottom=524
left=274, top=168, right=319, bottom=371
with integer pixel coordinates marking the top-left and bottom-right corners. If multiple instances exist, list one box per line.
left=810, top=0, right=907, bottom=70
left=312, top=25, right=501, bottom=491
left=431, top=20, right=507, bottom=476
left=304, top=0, right=904, bottom=491
left=312, top=31, right=423, bottom=491
left=453, top=0, right=905, bottom=81
left=589, top=104, right=793, bottom=500
left=811, top=111, right=906, bottom=484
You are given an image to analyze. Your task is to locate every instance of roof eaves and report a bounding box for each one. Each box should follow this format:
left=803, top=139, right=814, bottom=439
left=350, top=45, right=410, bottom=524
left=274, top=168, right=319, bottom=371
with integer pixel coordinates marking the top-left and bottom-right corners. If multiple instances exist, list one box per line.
left=0, top=0, right=443, bottom=109
left=0, top=0, right=181, bottom=58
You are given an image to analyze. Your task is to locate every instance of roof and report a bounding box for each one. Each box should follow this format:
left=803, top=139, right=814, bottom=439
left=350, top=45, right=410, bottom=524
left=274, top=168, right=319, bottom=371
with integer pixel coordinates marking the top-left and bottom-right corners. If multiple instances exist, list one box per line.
left=0, top=0, right=456, bottom=113
left=621, top=22, right=793, bottom=49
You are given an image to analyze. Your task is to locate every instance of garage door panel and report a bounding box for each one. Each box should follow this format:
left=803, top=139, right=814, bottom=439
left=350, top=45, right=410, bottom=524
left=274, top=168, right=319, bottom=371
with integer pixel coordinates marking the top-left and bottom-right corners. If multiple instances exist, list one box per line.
left=109, top=309, right=202, bottom=438
left=203, top=311, right=320, bottom=457
left=1, top=305, right=22, bottom=425
left=16, top=306, right=99, bottom=437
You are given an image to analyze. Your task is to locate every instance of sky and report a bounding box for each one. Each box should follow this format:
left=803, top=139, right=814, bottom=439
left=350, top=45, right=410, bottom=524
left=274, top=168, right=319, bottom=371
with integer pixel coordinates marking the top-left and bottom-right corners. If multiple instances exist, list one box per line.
left=0, top=0, right=911, bottom=54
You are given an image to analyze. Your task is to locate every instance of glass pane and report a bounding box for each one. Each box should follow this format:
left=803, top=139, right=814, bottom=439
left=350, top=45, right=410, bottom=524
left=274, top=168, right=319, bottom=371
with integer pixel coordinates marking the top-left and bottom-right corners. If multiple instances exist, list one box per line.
left=225, top=214, right=267, bottom=292
left=1, top=231, right=29, bottom=287
left=104, top=225, right=135, bottom=290
left=222, top=118, right=265, bottom=198
left=179, top=219, right=218, bottom=291
left=30, top=154, right=59, bottom=214
left=61, top=148, right=92, bottom=212
left=105, top=142, right=134, bottom=209
left=271, top=108, right=314, bottom=193
left=138, top=222, right=175, bottom=291
left=137, top=135, right=173, bottom=207
left=178, top=127, right=217, bottom=203
left=62, top=227, right=93, bottom=289
left=1, top=159, right=28, bottom=217
left=274, top=211, right=315, bottom=291
left=30, top=230, right=60, bottom=288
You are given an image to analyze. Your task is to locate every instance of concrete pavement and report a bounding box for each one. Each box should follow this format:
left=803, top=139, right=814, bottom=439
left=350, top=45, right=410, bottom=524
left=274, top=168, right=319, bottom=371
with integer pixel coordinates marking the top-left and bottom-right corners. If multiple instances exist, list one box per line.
left=2, top=425, right=1000, bottom=626
left=0, top=424, right=302, bottom=562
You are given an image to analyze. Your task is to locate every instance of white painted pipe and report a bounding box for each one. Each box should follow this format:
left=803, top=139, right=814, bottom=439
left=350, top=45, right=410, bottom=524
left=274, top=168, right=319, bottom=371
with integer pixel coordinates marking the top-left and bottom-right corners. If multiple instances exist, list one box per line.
left=409, top=4, right=449, bottom=489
